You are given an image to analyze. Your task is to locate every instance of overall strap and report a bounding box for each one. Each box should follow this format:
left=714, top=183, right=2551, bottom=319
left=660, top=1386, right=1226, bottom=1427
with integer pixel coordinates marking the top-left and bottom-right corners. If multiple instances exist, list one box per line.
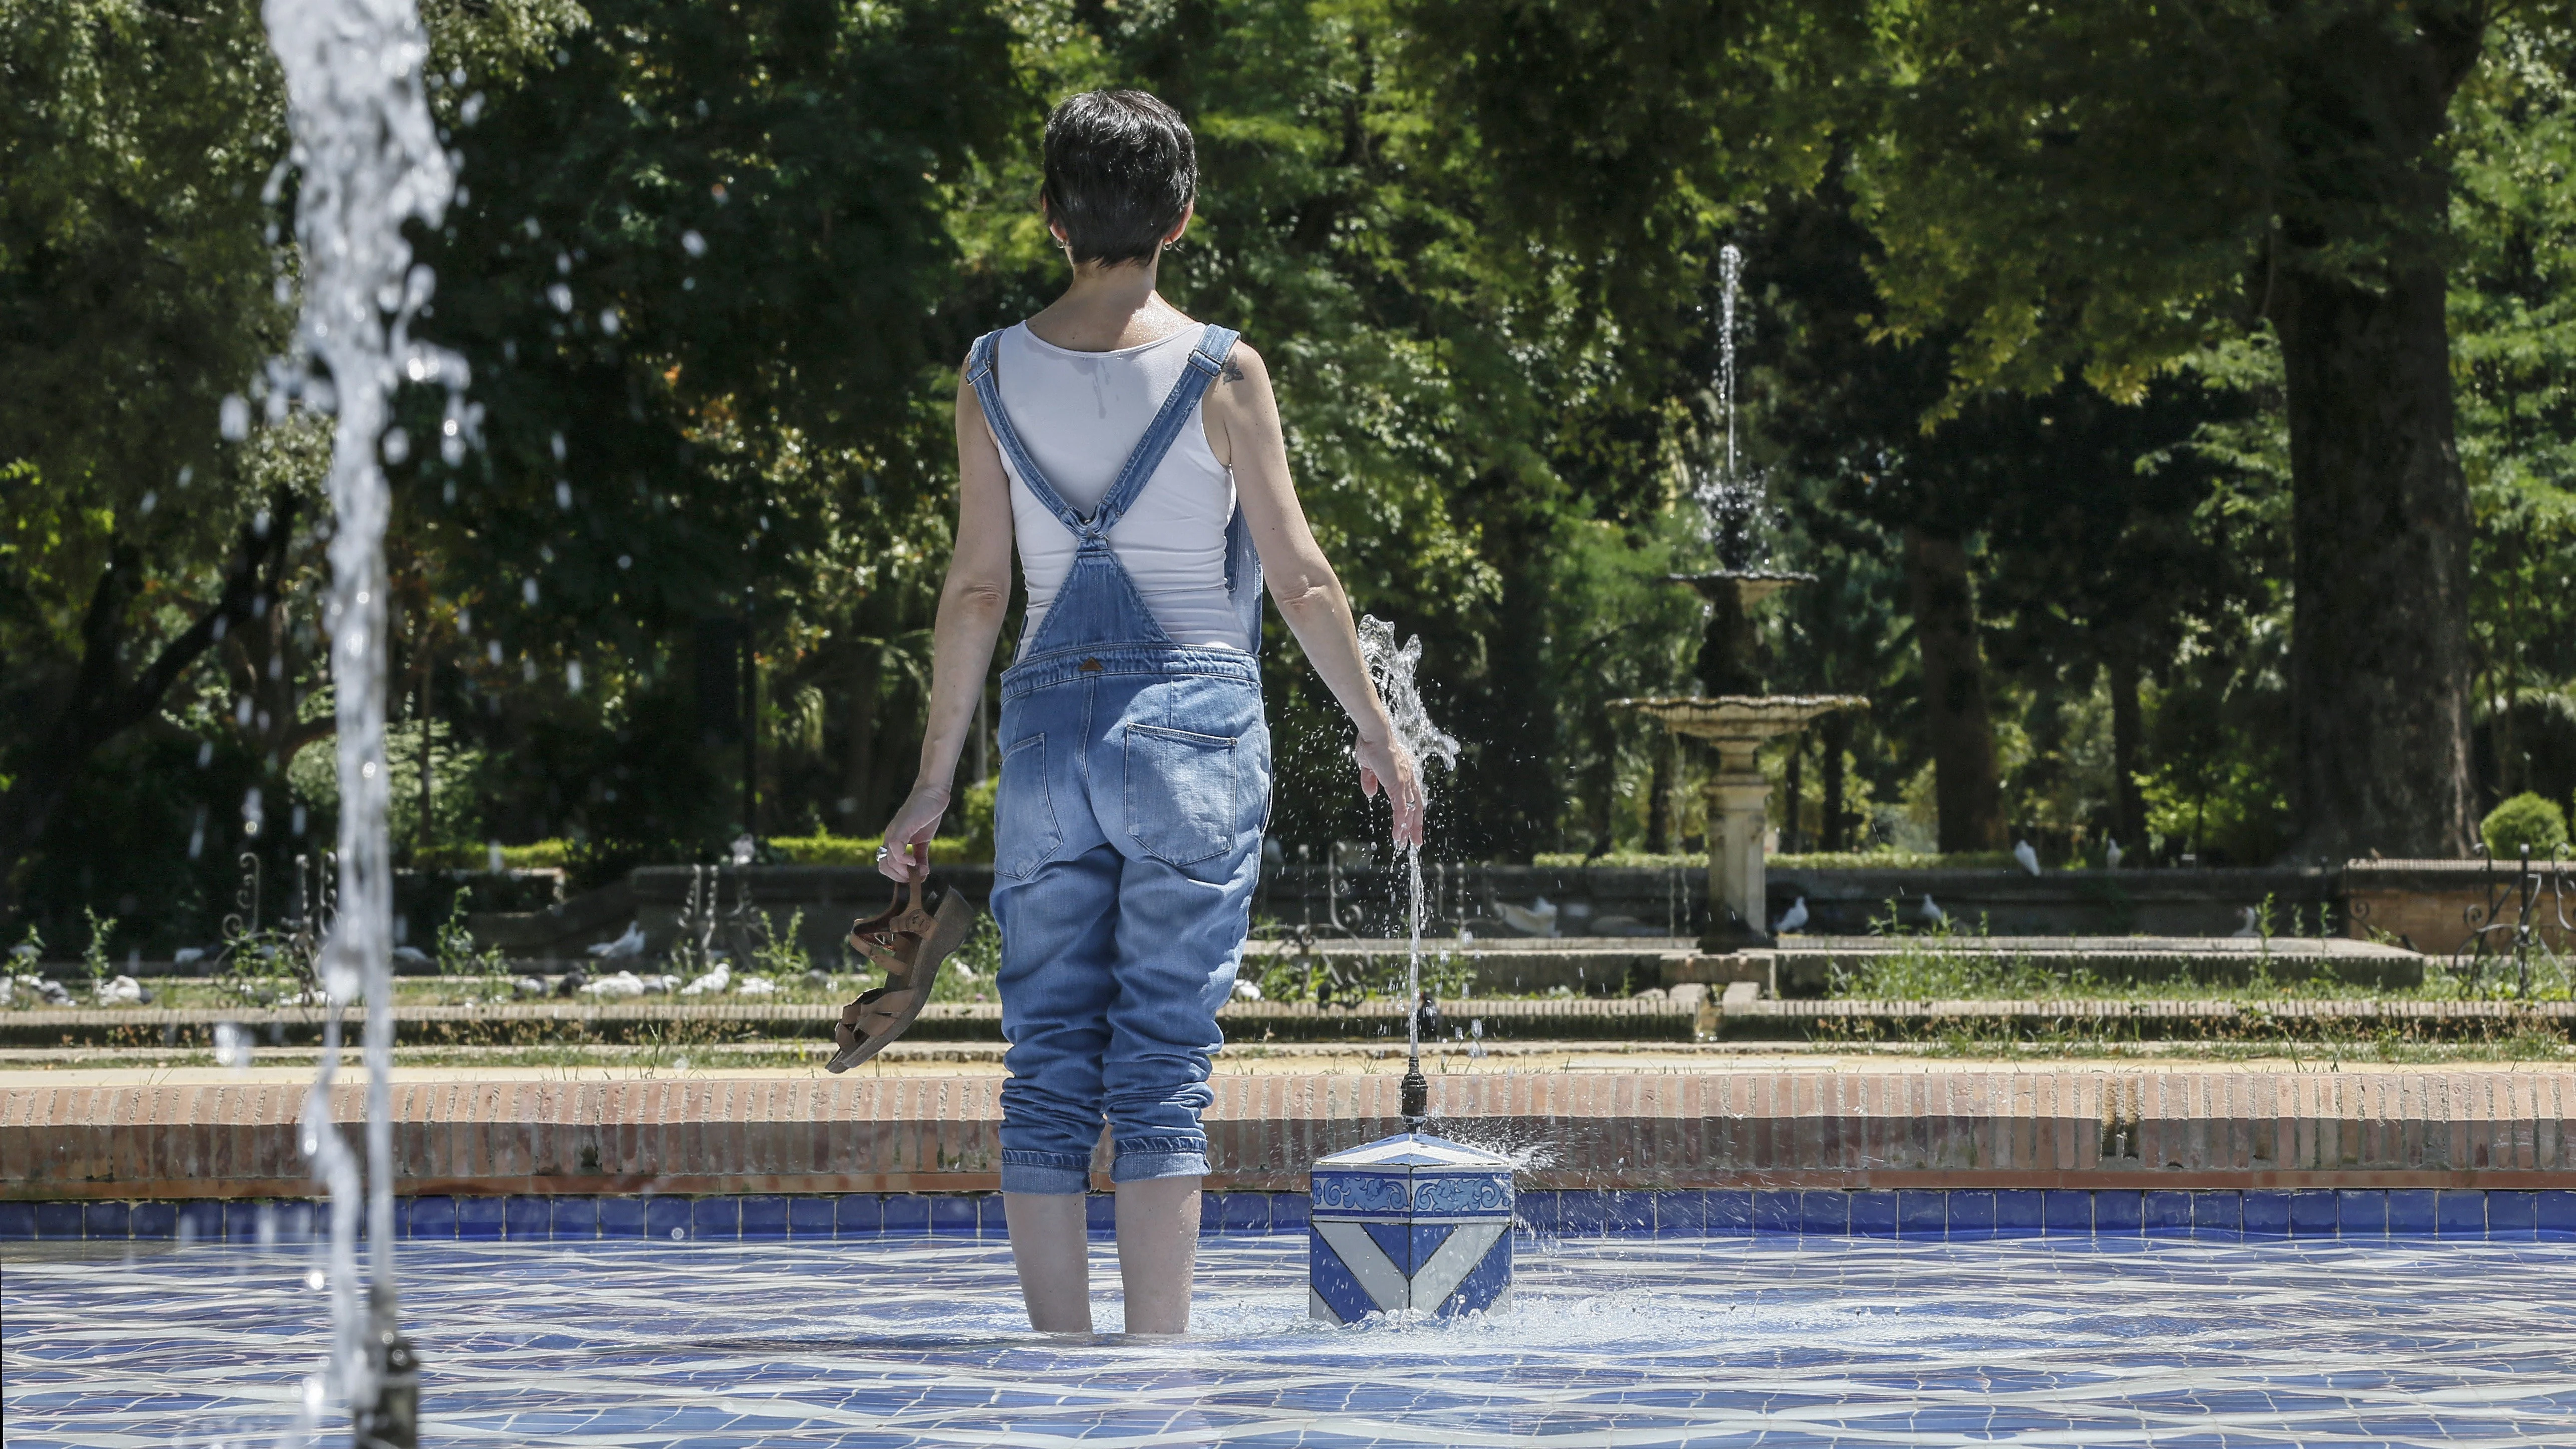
left=965, top=329, right=1088, bottom=538
left=965, top=324, right=1244, bottom=548
left=1087, top=324, right=1240, bottom=540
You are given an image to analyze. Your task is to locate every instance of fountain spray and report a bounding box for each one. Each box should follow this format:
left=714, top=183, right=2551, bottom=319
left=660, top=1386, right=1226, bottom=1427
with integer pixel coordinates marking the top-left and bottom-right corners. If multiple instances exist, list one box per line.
left=262, top=0, right=468, bottom=1440
left=1357, top=617, right=1456, bottom=1130
left=1310, top=620, right=1507, bottom=1325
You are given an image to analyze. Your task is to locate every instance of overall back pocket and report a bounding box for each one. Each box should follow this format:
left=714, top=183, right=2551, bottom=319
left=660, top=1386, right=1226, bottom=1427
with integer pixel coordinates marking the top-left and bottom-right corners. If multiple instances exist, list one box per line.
left=994, top=733, right=1062, bottom=880
left=1123, top=723, right=1238, bottom=869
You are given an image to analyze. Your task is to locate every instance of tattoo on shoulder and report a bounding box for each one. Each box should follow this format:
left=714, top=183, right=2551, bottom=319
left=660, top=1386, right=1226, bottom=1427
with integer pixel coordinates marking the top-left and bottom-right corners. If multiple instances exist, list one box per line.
left=1221, top=360, right=1247, bottom=384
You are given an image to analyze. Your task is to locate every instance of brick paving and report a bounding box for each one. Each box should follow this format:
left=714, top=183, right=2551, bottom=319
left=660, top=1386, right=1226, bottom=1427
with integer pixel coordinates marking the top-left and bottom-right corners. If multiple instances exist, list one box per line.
left=5, top=1069, right=2570, bottom=1200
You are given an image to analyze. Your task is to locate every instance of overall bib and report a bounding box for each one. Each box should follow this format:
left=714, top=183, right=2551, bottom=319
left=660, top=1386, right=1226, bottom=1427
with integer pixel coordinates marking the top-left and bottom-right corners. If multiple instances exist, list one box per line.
left=969, top=323, right=1271, bottom=1196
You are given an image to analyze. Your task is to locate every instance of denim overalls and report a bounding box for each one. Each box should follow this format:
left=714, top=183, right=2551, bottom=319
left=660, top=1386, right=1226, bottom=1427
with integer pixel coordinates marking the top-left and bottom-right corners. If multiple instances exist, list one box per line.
left=969, top=323, right=1270, bottom=1196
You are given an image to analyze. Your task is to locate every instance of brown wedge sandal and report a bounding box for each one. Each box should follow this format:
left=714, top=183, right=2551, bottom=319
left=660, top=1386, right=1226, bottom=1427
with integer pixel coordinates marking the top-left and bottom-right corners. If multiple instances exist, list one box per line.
left=826, top=875, right=978, bottom=1073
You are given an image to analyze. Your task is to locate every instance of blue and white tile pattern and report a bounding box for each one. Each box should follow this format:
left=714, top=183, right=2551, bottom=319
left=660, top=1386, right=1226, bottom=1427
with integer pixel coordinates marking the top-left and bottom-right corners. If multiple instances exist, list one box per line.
left=1310, top=1132, right=1515, bottom=1323
left=7, top=1234, right=2575, bottom=1445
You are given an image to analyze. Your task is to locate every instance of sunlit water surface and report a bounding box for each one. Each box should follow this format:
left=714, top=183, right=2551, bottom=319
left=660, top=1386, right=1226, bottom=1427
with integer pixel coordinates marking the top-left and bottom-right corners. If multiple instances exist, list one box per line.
left=6, top=1234, right=2572, bottom=1446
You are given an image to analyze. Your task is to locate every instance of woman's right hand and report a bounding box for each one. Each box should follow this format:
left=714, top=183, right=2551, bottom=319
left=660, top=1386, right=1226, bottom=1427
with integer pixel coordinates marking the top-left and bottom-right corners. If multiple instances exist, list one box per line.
left=877, top=781, right=951, bottom=882
left=1353, top=732, right=1424, bottom=849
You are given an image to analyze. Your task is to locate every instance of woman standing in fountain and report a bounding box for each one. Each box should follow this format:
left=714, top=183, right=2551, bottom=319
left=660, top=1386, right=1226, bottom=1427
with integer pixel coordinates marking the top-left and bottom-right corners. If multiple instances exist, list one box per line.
left=869, top=89, right=1422, bottom=1335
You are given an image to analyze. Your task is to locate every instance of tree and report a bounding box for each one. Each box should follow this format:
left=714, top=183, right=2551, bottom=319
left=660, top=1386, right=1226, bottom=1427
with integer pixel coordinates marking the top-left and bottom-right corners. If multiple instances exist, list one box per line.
left=1854, top=0, right=2529, bottom=859
left=0, top=0, right=305, bottom=910
left=392, top=0, right=1025, bottom=853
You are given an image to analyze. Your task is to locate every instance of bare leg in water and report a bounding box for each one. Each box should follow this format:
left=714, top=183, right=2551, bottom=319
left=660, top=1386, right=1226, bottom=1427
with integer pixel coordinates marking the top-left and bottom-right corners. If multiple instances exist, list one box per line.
left=1004, top=1177, right=1201, bottom=1334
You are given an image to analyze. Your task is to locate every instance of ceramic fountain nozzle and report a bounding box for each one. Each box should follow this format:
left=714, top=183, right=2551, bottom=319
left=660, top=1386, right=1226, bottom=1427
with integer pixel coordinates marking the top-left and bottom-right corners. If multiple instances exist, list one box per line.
left=353, top=1283, right=420, bottom=1449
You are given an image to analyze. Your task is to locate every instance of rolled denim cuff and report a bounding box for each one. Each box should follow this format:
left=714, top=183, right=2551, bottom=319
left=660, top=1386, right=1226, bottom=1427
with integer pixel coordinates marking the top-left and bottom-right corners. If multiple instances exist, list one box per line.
left=1111, top=1135, right=1209, bottom=1184
left=999, top=1151, right=1092, bottom=1196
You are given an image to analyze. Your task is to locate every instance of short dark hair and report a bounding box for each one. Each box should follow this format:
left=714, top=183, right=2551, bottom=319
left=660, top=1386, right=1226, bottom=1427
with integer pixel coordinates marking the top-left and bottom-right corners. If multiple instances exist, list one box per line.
left=1041, top=90, right=1196, bottom=267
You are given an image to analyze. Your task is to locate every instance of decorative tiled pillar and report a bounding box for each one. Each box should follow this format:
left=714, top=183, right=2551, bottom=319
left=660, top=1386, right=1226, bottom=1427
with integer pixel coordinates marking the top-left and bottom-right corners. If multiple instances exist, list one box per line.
left=1308, top=1133, right=1515, bottom=1323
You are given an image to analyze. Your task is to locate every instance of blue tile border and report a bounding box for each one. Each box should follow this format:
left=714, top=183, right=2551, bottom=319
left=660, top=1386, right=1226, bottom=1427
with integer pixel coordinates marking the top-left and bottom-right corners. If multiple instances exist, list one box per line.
left=3, top=1188, right=2566, bottom=1242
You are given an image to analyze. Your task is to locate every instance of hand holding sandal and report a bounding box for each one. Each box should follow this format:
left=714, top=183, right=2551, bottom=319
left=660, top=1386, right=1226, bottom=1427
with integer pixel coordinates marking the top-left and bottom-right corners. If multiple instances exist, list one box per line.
left=827, top=869, right=979, bottom=1073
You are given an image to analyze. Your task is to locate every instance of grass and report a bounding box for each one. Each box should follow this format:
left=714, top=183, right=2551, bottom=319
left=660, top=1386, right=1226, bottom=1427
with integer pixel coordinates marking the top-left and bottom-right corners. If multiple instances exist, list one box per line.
left=1814, top=895, right=2576, bottom=1005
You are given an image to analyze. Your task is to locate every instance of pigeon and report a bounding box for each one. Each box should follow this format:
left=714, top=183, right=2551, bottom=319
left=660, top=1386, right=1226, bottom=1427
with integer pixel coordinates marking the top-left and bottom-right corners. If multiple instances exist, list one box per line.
left=2014, top=840, right=2042, bottom=876
left=2105, top=839, right=2124, bottom=870
left=1232, top=977, right=1264, bottom=1001
left=582, top=970, right=646, bottom=997
left=680, top=961, right=730, bottom=996
left=391, top=945, right=433, bottom=971
left=172, top=947, right=206, bottom=969
left=1, top=974, right=58, bottom=1007
left=1494, top=896, right=1560, bottom=938
left=730, top=833, right=756, bottom=866
left=1918, top=893, right=1946, bottom=926
left=639, top=973, right=681, bottom=993
left=1413, top=991, right=1445, bottom=1042
left=588, top=922, right=647, bottom=960
left=512, top=975, right=550, bottom=997
left=1773, top=897, right=1810, bottom=935
left=8, top=943, right=37, bottom=967
left=2232, top=906, right=2262, bottom=938
left=734, top=975, right=777, bottom=996
left=554, top=970, right=588, bottom=997
left=95, top=974, right=145, bottom=1005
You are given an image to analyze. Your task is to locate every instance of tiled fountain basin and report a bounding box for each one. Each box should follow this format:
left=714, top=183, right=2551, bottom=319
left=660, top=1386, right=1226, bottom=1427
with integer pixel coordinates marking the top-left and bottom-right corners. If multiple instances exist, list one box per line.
left=7, top=1234, right=2574, bottom=1447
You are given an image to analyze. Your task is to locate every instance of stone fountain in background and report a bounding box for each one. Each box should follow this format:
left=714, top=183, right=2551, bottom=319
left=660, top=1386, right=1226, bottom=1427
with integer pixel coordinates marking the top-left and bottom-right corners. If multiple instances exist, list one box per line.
left=1616, top=246, right=1865, bottom=953
left=1619, top=571, right=1864, bottom=951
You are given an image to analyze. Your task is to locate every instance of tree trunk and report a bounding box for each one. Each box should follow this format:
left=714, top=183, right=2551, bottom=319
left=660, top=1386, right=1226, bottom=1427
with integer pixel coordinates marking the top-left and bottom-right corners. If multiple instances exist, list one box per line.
left=1781, top=735, right=1805, bottom=854
left=1645, top=728, right=1675, bottom=853
left=0, top=497, right=296, bottom=912
left=416, top=653, right=435, bottom=861
left=2272, top=258, right=2476, bottom=859
left=2263, top=5, right=2482, bottom=860
left=842, top=643, right=880, bottom=830
left=1904, top=527, right=2004, bottom=852
left=1820, top=712, right=1851, bottom=851
left=2107, top=648, right=2146, bottom=854
left=1584, top=705, right=1617, bottom=858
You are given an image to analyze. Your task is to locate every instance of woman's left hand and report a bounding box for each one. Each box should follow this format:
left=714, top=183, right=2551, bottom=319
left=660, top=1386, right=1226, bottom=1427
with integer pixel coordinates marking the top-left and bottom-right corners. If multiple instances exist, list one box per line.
left=1353, top=733, right=1424, bottom=849
left=877, top=782, right=950, bottom=882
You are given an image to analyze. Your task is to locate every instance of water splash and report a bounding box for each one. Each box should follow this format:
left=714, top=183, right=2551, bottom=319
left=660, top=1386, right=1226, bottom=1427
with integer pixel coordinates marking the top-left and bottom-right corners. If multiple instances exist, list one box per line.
left=263, top=0, right=465, bottom=1432
left=1357, top=616, right=1457, bottom=1124
left=1694, top=242, right=1769, bottom=569
left=1716, top=243, right=1743, bottom=484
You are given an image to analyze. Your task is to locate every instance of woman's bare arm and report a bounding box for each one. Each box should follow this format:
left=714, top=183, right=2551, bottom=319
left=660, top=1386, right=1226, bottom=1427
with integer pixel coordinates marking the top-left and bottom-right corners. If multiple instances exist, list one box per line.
left=1204, top=341, right=1424, bottom=846
left=877, top=372, right=1017, bottom=880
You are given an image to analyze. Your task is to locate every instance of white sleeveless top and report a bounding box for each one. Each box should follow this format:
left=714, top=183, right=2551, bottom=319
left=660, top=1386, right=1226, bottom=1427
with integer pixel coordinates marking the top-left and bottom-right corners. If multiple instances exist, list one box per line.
left=989, top=322, right=1249, bottom=652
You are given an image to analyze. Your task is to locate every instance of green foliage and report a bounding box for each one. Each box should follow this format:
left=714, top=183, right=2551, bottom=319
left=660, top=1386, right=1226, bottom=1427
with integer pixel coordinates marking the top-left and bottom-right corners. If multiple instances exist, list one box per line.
left=750, top=907, right=811, bottom=979
left=1531, top=849, right=2015, bottom=870
left=12, top=0, right=2576, bottom=946
left=79, top=906, right=114, bottom=983
left=433, top=885, right=504, bottom=977
left=761, top=832, right=983, bottom=866
left=2481, top=792, right=2570, bottom=857
left=287, top=717, right=486, bottom=856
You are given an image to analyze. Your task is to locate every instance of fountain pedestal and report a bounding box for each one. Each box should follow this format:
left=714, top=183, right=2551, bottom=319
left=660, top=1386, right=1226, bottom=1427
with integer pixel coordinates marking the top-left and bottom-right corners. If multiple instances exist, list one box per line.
left=1621, top=697, right=1864, bottom=949
left=1617, top=572, right=1866, bottom=954
left=1308, top=1133, right=1515, bottom=1323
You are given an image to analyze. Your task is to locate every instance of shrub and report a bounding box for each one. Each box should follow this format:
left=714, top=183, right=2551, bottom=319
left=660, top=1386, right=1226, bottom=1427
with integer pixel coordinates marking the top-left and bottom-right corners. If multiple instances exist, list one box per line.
left=2480, top=793, right=2570, bottom=858
left=764, top=831, right=983, bottom=866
